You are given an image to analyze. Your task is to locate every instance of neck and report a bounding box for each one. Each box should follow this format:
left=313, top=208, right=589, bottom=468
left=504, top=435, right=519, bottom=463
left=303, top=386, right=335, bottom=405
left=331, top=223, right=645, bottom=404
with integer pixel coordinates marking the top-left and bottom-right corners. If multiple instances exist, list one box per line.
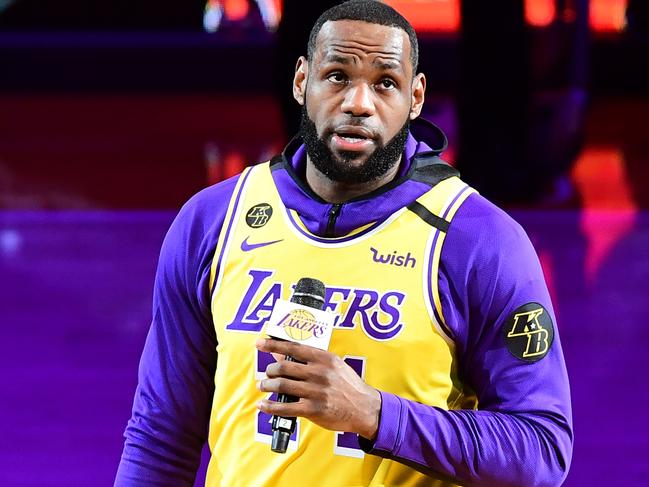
left=305, top=155, right=402, bottom=204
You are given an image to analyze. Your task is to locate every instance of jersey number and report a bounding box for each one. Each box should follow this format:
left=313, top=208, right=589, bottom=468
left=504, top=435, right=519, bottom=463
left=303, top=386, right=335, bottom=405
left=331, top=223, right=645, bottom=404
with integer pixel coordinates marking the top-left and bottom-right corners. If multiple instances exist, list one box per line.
left=255, top=350, right=366, bottom=458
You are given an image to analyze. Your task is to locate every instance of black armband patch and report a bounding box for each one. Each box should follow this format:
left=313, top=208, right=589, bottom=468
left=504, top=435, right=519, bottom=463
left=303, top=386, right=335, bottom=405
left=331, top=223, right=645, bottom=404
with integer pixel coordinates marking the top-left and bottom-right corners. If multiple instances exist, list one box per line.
left=503, top=303, right=554, bottom=362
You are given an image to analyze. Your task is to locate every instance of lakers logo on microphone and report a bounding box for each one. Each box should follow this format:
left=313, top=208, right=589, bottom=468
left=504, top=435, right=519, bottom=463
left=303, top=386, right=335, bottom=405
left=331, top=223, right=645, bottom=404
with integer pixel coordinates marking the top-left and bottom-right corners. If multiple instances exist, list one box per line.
left=277, top=309, right=327, bottom=341
left=265, top=299, right=336, bottom=351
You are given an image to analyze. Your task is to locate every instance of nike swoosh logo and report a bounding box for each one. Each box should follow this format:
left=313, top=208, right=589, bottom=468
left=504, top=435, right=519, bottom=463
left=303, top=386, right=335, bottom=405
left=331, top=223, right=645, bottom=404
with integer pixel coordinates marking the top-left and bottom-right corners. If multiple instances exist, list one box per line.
left=241, top=236, right=283, bottom=252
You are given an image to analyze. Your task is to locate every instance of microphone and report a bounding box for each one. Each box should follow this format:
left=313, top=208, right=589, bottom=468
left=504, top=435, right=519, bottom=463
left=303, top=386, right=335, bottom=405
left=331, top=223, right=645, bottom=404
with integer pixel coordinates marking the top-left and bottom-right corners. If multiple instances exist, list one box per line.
left=271, top=277, right=326, bottom=453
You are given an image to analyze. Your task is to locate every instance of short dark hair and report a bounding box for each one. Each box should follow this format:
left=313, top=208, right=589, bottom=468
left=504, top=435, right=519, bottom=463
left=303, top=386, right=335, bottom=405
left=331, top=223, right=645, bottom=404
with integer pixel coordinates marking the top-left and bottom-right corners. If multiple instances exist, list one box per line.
left=307, top=0, right=419, bottom=74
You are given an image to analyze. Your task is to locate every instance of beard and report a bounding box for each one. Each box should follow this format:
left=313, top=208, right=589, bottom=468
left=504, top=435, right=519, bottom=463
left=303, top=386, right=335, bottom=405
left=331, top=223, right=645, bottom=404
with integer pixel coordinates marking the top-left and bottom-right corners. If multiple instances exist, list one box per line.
left=299, top=107, right=410, bottom=184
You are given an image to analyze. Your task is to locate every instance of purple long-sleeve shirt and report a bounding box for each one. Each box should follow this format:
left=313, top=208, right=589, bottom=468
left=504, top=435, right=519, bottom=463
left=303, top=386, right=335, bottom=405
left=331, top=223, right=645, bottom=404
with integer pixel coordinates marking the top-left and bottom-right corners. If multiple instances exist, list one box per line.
left=116, top=119, right=572, bottom=486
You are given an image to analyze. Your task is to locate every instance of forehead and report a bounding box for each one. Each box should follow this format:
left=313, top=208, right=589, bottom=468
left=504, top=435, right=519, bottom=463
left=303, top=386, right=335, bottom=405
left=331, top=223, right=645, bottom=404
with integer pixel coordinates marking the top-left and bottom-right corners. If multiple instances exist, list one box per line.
left=313, top=20, right=411, bottom=71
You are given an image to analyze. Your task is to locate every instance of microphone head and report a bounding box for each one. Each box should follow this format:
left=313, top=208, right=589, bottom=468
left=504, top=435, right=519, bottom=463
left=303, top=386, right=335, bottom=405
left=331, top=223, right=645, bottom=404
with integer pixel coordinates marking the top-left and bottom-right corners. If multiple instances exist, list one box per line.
left=291, top=277, right=326, bottom=310
left=294, top=277, right=325, bottom=299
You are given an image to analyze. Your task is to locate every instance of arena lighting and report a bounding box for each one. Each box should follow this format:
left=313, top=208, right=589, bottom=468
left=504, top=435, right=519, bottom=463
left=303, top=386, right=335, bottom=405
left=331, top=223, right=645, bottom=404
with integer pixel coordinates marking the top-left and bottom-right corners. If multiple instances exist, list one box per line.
left=570, top=146, right=638, bottom=285
left=204, top=0, right=627, bottom=33
left=204, top=0, right=281, bottom=32
left=377, top=0, right=628, bottom=33
left=525, top=0, right=627, bottom=31
left=382, top=0, right=460, bottom=32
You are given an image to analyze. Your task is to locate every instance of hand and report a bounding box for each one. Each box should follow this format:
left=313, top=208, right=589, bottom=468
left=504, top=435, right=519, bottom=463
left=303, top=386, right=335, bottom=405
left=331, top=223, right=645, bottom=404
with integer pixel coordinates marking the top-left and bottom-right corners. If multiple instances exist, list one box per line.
left=255, top=338, right=381, bottom=440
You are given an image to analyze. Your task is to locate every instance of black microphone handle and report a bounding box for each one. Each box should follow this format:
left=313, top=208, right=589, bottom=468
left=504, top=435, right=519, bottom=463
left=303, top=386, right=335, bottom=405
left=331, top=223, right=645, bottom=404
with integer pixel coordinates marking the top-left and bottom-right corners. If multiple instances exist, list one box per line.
left=270, top=277, right=325, bottom=454
left=274, top=287, right=322, bottom=408
left=270, top=349, right=299, bottom=453
left=273, top=293, right=315, bottom=405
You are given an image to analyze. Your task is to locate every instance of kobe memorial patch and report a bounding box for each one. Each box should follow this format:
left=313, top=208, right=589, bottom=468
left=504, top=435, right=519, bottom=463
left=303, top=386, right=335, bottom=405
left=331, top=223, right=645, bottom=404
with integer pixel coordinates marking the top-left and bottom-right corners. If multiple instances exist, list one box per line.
left=246, top=203, right=273, bottom=228
left=503, top=303, right=554, bottom=362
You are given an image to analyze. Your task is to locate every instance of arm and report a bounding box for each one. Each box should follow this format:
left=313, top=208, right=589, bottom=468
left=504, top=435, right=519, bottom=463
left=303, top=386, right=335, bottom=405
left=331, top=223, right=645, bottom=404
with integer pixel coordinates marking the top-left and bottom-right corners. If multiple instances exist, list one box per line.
left=115, top=180, right=236, bottom=486
left=361, top=194, right=573, bottom=487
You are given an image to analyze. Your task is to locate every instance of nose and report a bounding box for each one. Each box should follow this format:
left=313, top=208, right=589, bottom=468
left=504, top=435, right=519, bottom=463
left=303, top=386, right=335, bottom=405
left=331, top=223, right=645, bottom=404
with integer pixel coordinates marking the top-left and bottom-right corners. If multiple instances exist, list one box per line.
left=340, top=83, right=376, bottom=117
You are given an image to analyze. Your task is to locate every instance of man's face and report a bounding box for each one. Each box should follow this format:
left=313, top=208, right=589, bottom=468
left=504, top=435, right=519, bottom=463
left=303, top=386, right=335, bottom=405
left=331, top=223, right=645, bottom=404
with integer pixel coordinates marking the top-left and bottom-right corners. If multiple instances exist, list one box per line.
left=295, top=20, right=424, bottom=183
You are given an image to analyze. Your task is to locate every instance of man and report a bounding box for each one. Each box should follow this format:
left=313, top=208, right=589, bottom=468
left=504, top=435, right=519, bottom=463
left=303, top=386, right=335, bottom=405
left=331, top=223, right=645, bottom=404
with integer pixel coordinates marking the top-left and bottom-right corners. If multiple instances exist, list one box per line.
left=116, top=1, right=573, bottom=486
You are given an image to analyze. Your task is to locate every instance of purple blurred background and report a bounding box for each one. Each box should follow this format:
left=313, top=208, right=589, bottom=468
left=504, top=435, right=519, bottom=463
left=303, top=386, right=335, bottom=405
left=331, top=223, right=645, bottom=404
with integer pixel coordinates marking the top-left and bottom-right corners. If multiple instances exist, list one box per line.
left=1, top=1, right=648, bottom=486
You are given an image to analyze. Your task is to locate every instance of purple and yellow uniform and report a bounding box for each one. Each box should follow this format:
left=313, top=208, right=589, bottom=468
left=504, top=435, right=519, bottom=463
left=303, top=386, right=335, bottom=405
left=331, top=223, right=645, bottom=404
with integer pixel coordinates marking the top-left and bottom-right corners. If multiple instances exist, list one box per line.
left=115, top=119, right=572, bottom=486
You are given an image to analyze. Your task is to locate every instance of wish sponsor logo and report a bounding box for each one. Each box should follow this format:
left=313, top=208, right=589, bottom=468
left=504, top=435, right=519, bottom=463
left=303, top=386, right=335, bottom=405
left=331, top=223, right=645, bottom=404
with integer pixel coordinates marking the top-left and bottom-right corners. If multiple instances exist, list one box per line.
left=370, top=247, right=416, bottom=269
left=225, top=269, right=405, bottom=341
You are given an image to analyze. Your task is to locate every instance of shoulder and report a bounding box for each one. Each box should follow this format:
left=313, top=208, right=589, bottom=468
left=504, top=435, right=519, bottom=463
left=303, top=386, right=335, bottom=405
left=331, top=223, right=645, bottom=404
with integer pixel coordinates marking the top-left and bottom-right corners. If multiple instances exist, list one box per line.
left=163, top=172, right=243, bottom=259
left=173, top=173, right=242, bottom=236
left=448, top=192, right=529, bottom=254
left=439, top=191, right=549, bottom=346
left=157, top=173, right=243, bottom=299
left=443, top=192, right=538, bottom=282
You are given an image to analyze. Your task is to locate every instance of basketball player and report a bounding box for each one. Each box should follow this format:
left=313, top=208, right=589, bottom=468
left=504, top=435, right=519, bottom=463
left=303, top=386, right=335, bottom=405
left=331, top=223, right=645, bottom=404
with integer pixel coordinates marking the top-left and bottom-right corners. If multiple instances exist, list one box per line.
left=116, top=1, right=573, bottom=485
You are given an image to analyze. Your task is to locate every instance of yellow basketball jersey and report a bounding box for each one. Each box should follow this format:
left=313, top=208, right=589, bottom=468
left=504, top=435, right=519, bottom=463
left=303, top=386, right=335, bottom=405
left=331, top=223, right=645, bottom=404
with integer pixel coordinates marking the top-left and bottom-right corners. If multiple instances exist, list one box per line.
left=206, top=162, right=476, bottom=486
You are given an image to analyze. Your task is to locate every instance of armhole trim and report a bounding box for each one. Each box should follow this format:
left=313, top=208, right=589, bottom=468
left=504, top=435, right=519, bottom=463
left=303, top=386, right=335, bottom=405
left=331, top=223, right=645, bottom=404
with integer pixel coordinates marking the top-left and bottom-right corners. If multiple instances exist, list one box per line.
left=209, top=166, right=255, bottom=297
left=422, top=184, right=477, bottom=345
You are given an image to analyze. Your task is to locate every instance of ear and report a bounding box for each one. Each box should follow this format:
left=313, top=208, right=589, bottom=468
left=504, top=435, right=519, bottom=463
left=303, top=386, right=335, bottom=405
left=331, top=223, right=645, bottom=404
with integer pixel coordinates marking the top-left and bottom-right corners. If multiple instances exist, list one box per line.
left=293, top=56, right=309, bottom=106
left=409, top=73, right=426, bottom=119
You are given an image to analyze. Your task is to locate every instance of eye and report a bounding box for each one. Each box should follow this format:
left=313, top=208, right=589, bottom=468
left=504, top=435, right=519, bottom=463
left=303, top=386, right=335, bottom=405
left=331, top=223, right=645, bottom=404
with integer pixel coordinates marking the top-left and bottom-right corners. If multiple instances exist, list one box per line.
left=326, top=72, right=347, bottom=84
left=378, top=78, right=397, bottom=90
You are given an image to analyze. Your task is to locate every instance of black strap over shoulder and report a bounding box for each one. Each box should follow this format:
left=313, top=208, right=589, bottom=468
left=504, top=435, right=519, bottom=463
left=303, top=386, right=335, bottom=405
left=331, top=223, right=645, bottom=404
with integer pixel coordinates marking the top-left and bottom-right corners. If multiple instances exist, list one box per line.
left=269, top=154, right=285, bottom=170
left=407, top=201, right=450, bottom=232
left=411, top=155, right=460, bottom=188
left=406, top=156, right=459, bottom=231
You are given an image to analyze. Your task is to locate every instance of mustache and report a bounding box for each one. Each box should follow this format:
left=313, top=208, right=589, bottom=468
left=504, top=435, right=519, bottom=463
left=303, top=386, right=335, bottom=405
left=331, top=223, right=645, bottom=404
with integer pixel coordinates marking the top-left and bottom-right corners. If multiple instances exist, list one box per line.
left=325, top=118, right=379, bottom=141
